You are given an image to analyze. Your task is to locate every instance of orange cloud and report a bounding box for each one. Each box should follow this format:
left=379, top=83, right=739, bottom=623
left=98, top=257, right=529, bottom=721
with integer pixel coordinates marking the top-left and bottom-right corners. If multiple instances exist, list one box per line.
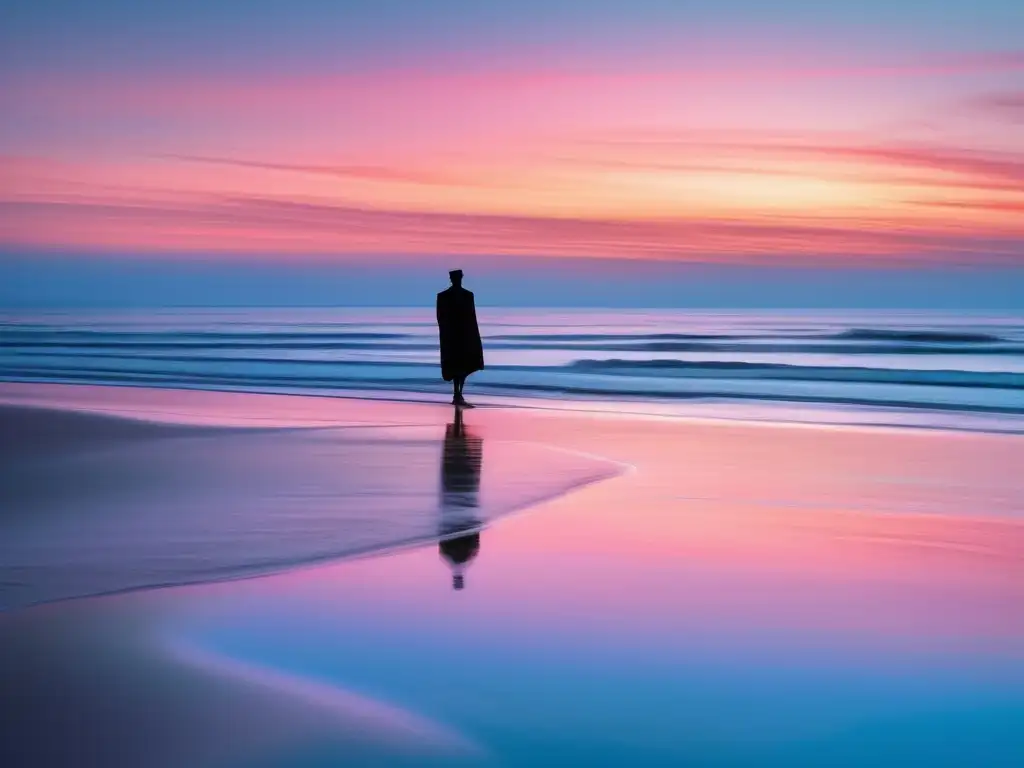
left=3, top=46, right=1023, bottom=264
left=3, top=194, right=1022, bottom=265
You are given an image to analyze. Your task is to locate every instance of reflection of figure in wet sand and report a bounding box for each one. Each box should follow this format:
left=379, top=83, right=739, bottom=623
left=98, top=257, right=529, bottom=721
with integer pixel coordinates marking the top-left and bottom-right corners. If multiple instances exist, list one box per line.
left=438, top=407, right=483, bottom=590
left=439, top=532, right=479, bottom=592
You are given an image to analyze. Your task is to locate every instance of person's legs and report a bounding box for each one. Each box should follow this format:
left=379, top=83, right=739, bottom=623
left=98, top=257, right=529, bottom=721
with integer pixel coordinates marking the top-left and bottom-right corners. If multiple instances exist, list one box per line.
left=455, top=375, right=474, bottom=406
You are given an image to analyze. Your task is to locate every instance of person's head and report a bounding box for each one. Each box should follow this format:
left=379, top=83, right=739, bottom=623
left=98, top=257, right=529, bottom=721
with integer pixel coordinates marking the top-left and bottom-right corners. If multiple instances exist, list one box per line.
left=449, top=269, right=463, bottom=287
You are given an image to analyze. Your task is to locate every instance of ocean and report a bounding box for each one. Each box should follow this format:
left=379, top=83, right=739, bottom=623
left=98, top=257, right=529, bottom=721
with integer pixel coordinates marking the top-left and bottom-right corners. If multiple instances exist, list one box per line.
left=3, top=307, right=1024, bottom=433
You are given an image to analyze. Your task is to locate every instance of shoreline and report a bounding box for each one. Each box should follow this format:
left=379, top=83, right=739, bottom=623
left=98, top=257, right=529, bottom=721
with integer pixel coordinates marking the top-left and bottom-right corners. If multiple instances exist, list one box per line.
left=4, top=379, right=1024, bottom=437
left=0, top=383, right=626, bottom=612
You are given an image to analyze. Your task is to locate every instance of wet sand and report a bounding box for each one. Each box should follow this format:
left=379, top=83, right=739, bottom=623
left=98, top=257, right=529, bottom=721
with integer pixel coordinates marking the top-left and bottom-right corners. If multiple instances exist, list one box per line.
left=0, top=386, right=620, bottom=611
left=1, top=383, right=1022, bottom=767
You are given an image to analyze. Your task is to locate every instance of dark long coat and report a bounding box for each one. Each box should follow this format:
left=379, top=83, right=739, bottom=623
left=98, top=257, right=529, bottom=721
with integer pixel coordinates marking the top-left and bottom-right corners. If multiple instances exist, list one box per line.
left=436, top=287, right=484, bottom=382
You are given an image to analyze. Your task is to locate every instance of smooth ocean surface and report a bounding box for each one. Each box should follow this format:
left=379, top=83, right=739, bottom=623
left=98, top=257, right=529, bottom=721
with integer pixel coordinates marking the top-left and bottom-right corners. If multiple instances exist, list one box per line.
left=3, top=308, right=1024, bottom=432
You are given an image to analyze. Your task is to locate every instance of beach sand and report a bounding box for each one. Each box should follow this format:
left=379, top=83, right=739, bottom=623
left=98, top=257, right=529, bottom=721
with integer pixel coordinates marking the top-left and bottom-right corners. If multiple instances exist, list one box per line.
left=1, top=382, right=1022, bottom=767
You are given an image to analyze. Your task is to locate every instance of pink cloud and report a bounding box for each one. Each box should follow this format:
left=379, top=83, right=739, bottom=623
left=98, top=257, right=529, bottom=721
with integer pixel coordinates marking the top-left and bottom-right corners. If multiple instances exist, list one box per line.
left=774, top=145, right=1024, bottom=184
left=4, top=43, right=1023, bottom=266
left=6, top=49, right=1023, bottom=124
left=574, top=133, right=1024, bottom=190
left=918, top=199, right=1024, bottom=214
left=971, top=91, right=1024, bottom=123
left=160, top=155, right=457, bottom=186
left=3, top=194, right=1022, bottom=265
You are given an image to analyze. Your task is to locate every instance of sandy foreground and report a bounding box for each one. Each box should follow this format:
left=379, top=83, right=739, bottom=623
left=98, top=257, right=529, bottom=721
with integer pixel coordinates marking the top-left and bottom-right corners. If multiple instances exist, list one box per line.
left=1, top=382, right=1022, bottom=767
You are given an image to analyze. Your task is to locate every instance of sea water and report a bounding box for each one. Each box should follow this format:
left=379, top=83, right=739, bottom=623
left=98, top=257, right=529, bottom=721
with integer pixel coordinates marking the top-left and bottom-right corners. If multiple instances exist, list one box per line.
left=3, top=307, right=1023, bottom=432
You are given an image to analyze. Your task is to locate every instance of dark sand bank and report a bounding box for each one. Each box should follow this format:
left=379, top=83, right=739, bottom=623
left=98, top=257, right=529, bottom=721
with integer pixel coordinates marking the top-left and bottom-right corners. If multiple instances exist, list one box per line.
left=0, top=600, right=483, bottom=768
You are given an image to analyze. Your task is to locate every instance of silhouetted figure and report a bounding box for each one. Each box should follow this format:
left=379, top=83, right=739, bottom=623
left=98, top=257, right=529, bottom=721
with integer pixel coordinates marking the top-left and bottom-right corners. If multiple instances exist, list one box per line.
left=438, top=407, right=483, bottom=590
left=436, top=269, right=484, bottom=407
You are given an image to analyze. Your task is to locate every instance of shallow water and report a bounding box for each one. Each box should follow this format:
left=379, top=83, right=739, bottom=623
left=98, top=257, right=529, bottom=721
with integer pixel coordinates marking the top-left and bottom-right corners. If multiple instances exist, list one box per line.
left=0, top=405, right=620, bottom=611
left=169, top=539, right=1023, bottom=767
left=3, top=308, right=1024, bottom=433
left=1, top=390, right=1022, bottom=767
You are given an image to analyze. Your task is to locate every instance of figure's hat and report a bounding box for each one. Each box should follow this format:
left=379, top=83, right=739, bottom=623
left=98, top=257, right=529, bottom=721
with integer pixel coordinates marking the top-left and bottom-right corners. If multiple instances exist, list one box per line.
left=449, top=269, right=464, bottom=280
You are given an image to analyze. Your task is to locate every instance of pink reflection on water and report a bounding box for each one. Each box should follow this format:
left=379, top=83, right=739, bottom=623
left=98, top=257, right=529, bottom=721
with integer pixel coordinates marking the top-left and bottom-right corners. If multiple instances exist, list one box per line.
left=262, top=406, right=1024, bottom=660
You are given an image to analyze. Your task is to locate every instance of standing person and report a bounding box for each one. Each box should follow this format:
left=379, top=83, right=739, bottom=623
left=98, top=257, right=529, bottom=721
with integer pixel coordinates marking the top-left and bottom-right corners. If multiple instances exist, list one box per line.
left=436, top=269, right=484, bottom=407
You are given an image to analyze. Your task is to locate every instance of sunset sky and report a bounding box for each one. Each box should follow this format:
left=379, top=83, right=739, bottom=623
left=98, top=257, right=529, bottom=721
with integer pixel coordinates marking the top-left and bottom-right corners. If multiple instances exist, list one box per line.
left=1, top=1, right=1023, bottom=305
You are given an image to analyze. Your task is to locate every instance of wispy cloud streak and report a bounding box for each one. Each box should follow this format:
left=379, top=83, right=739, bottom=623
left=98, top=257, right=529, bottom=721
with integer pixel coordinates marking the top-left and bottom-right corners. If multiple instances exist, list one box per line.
left=3, top=194, right=1022, bottom=265
left=160, top=155, right=456, bottom=185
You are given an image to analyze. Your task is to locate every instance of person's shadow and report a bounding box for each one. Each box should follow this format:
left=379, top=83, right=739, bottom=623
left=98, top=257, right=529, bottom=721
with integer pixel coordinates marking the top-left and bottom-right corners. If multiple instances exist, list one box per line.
left=438, top=407, right=483, bottom=590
